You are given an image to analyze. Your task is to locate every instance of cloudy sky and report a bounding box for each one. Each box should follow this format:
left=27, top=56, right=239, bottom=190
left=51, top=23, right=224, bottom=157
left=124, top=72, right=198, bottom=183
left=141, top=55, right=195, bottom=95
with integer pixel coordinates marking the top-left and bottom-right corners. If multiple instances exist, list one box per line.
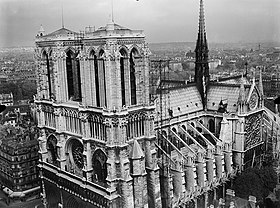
left=0, top=0, right=279, bottom=47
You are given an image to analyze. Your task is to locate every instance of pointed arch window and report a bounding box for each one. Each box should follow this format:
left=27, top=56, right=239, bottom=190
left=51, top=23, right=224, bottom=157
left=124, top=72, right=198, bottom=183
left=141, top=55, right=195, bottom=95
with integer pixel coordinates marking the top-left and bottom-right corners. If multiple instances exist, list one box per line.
left=89, top=51, right=100, bottom=107
left=120, top=49, right=128, bottom=106
left=130, top=49, right=138, bottom=105
left=46, top=135, right=58, bottom=165
left=43, top=51, right=52, bottom=99
left=95, top=50, right=107, bottom=107
left=66, top=50, right=82, bottom=101
left=92, top=149, right=107, bottom=184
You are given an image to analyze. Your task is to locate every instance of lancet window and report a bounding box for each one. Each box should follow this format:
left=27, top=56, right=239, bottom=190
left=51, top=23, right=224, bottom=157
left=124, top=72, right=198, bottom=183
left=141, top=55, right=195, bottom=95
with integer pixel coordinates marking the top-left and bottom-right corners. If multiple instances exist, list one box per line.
left=46, top=135, right=58, bottom=165
left=120, top=48, right=128, bottom=106
left=92, top=150, right=107, bottom=184
left=130, top=48, right=138, bottom=105
left=66, top=50, right=82, bottom=101
left=42, top=51, right=53, bottom=99
left=95, top=50, right=107, bottom=107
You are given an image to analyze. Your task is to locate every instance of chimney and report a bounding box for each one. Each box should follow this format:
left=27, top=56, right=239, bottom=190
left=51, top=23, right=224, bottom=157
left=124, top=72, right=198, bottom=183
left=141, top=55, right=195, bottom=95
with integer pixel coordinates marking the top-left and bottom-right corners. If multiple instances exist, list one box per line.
left=248, top=195, right=256, bottom=208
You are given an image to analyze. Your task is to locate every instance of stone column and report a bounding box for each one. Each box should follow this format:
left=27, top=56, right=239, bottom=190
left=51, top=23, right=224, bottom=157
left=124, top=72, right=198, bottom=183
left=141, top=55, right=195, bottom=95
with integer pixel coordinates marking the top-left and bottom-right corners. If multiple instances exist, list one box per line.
left=57, top=134, right=66, bottom=171
left=143, top=45, right=151, bottom=105
left=224, top=143, right=232, bottom=174
left=78, top=51, right=88, bottom=106
left=185, top=155, right=195, bottom=192
left=39, top=129, right=48, bottom=162
left=196, top=151, right=205, bottom=187
left=215, top=144, right=223, bottom=179
left=206, top=148, right=214, bottom=184
left=172, top=167, right=183, bottom=200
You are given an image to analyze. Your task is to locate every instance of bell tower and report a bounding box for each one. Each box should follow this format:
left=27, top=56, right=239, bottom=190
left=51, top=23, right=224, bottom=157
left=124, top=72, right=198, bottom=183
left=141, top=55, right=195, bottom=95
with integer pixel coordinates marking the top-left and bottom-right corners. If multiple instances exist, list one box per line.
left=35, top=21, right=161, bottom=208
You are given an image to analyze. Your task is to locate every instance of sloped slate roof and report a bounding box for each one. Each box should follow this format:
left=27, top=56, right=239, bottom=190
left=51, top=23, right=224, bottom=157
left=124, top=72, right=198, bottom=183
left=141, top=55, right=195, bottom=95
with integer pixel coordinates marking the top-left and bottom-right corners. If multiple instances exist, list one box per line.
left=216, top=75, right=251, bottom=85
left=44, top=27, right=76, bottom=38
left=157, top=85, right=203, bottom=119
left=207, top=84, right=250, bottom=112
left=96, top=23, right=130, bottom=31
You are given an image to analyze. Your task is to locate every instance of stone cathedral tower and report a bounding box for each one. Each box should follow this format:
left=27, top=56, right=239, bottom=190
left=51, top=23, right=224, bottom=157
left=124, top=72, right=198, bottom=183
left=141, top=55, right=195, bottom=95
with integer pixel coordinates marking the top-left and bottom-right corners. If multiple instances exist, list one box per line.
left=35, top=21, right=161, bottom=208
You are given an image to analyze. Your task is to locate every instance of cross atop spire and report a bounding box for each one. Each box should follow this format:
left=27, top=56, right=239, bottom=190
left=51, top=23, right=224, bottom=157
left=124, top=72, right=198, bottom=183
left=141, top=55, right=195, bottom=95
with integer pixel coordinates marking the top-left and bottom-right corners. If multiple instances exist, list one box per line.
left=196, top=0, right=208, bottom=53
left=198, top=0, right=206, bottom=38
left=61, top=0, right=65, bottom=28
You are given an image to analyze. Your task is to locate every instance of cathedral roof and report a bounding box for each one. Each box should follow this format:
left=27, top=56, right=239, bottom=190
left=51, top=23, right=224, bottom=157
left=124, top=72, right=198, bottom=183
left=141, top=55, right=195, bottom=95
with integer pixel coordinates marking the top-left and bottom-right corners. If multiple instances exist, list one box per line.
left=96, top=22, right=130, bottom=32
left=43, top=27, right=76, bottom=38
left=156, top=85, right=203, bottom=119
left=215, top=74, right=251, bottom=85
left=207, top=83, right=250, bottom=112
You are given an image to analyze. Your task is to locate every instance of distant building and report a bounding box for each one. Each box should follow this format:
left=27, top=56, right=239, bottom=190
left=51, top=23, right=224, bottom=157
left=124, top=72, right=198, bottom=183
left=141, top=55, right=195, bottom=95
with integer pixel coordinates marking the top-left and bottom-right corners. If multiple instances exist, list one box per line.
left=267, top=51, right=280, bottom=61
left=0, top=111, right=40, bottom=202
left=263, top=73, right=280, bottom=98
left=169, top=60, right=183, bottom=71
left=0, top=93, right=13, bottom=106
left=209, top=59, right=221, bottom=69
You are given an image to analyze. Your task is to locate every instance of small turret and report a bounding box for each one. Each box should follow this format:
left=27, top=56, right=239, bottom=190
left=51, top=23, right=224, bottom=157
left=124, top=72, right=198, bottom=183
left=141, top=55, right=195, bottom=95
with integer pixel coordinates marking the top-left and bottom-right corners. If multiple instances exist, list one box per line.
left=258, top=67, right=264, bottom=107
left=238, top=75, right=246, bottom=113
left=37, top=24, right=45, bottom=37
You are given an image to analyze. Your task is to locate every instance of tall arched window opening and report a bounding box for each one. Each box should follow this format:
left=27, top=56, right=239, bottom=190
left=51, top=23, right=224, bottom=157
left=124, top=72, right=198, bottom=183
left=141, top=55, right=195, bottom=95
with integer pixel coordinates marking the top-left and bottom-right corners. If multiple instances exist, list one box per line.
left=43, top=51, right=52, bottom=99
left=95, top=50, right=106, bottom=107
left=130, top=49, right=137, bottom=105
left=92, top=150, right=107, bottom=184
left=120, top=49, right=128, bottom=106
left=47, top=135, right=58, bottom=165
left=89, top=51, right=100, bottom=107
left=66, top=50, right=82, bottom=101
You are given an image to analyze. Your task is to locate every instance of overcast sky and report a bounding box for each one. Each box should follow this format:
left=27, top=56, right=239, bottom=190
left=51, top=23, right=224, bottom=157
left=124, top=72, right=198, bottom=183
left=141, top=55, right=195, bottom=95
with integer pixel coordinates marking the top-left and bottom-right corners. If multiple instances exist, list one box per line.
left=0, top=0, right=279, bottom=47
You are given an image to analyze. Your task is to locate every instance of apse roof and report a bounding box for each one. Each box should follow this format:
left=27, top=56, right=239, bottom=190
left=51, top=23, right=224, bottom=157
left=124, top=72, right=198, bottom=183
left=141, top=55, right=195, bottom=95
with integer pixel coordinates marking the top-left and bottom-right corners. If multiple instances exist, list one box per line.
left=43, top=27, right=76, bottom=38
left=96, top=23, right=130, bottom=31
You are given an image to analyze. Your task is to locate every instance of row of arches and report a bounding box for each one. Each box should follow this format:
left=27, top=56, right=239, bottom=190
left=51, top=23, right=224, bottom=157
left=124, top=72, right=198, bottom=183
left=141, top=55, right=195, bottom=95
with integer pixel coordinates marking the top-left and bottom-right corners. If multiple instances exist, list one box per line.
left=42, top=49, right=82, bottom=101
left=41, top=46, right=141, bottom=107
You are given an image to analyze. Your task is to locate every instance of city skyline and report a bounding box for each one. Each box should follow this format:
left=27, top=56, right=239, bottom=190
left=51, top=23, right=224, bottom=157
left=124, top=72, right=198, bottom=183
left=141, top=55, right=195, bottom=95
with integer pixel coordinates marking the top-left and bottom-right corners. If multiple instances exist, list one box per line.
left=0, top=0, right=279, bottom=47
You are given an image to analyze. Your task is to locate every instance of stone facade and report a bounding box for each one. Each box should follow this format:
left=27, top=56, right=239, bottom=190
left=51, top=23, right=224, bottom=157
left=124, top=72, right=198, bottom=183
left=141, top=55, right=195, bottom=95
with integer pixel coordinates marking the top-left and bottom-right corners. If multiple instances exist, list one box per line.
left=34, top=1, right=280, bottom=208
left=35, top=21, right=160, bottom=208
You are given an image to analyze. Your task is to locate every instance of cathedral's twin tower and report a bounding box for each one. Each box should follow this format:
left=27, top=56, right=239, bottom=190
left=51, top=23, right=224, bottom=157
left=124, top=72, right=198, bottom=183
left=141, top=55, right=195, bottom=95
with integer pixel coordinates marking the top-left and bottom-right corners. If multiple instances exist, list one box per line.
left=35, top=21, right=160, bottom=207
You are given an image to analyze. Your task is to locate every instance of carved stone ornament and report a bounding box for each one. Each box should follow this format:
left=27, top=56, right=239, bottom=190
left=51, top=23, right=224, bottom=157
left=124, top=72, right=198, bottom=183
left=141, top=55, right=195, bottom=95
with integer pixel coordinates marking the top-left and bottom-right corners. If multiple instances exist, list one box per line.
left=119, top=117, right=128, bottom=127
left=79, top=112, right=88, bottom=122
left=36, top=105, right=42, bottom=112
left=53, top=108, right=61, bottom=116
left=55, top=41, right=64, bottom=48
left=111, top=117, right=119, bottom=127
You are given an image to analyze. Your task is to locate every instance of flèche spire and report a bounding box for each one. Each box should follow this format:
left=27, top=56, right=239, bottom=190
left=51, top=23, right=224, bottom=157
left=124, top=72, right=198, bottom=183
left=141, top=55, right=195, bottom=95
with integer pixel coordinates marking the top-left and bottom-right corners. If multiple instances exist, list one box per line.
left=194, top=0, right=210, bottom=109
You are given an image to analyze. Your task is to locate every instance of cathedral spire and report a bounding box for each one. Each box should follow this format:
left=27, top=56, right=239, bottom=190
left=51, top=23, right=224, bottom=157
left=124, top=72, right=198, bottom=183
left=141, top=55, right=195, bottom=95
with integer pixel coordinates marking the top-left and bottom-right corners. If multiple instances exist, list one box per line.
left=198, top=0, right=206, bottom=44
left=194, top=0, right=209, bottom=109
left=258, top=67, right=264, bottom=96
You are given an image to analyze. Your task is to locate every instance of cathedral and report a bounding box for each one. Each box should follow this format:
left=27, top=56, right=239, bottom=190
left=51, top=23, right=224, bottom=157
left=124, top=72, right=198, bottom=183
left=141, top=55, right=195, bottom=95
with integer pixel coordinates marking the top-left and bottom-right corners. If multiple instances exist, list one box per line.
left=34, top=0, right=280, bottom=207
